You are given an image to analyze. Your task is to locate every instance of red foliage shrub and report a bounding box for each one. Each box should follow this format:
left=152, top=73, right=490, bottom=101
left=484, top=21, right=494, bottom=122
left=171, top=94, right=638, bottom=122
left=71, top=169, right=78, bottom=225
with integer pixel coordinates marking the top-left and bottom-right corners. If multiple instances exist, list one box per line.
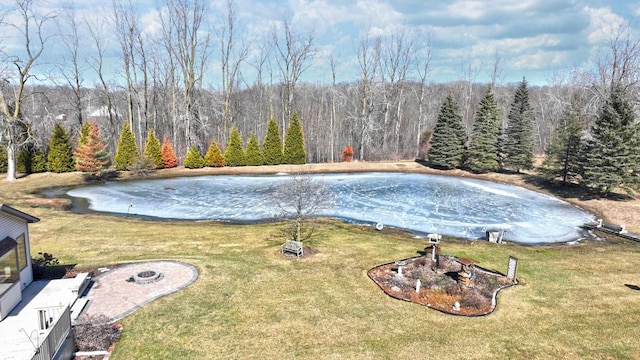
left=161, top=136, right=178, bottom=168
left=342, top=145, right=354, bottom=162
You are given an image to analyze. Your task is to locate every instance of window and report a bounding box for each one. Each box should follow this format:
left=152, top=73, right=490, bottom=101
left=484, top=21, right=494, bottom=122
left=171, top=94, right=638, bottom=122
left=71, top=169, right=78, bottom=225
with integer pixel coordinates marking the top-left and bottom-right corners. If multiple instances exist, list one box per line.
left=17, top=234, right=27, bottom=271
left=0, top=246, right=19, bottom=296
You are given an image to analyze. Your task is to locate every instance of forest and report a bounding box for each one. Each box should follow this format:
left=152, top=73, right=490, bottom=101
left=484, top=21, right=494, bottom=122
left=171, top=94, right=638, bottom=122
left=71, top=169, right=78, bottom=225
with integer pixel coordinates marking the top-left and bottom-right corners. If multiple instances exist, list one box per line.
left=1, top=0, right=639, bottom=192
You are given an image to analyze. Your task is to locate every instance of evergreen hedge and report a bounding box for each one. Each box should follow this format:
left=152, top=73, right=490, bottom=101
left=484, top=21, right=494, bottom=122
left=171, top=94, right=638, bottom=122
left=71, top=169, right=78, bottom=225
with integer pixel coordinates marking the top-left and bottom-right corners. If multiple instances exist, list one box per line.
left=47, top=123, right=75, bottom=173
left=283, top=112, right=306, bottom=164
left=114, top=122, right=138, bottom=171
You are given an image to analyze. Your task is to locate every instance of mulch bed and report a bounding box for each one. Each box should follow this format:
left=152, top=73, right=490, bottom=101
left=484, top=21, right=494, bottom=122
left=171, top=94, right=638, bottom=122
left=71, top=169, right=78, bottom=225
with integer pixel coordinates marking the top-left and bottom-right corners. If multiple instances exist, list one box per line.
left=368, top=254, right=515, bottom=316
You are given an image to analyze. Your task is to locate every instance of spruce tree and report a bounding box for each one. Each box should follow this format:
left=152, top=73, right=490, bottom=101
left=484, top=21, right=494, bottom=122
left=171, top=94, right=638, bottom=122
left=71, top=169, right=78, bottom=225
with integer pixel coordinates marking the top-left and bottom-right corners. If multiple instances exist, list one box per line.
left=465, top=86, right=501, bottom=173
left=224, top=126, right=246, bottom=166
left=283, top=112, right=306, bottom=164
left=183, top=145, right=205, bottom=168
left=143, top=129, right=163, bottom=169
left=18, top=144, right=46, bottom=174
left=114, top=122, right=138, bottom=170
left=501, top=78, right=535, bottom=172
left=538, top=99, right=584, bottom=183
left=74, top=122, right=110, bottom=175
left=244, top=132, right=263, bottom=166
left=428, top=94, right=466, bottom=169
left=78, top=121, right=91, bottom=147
left=46, top=123, right=75, bottom=173
left=161, top=137, right=178, bottom=168
left=581, top=88, right=639, bottom=194
left=204, top=140, right=226, bottom=167
left=262, top=118, right=283, bottom=165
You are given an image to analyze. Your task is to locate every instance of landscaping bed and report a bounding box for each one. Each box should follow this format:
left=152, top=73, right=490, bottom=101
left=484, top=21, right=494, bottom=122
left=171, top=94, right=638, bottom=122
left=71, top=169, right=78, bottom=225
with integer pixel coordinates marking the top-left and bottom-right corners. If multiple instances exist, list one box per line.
left=368, top=253, right=515, bottom=316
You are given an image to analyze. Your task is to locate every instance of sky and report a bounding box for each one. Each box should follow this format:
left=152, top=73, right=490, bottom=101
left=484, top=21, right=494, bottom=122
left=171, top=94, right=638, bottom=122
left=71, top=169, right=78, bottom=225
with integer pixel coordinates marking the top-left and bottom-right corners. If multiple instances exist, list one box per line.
left=0, top=0, right=639, bottom=87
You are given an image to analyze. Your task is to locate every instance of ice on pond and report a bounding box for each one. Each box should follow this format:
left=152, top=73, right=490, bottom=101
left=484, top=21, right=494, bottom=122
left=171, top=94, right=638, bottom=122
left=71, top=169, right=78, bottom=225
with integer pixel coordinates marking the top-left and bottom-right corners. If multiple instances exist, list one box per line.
left=66, top=172, right=594, bottom=244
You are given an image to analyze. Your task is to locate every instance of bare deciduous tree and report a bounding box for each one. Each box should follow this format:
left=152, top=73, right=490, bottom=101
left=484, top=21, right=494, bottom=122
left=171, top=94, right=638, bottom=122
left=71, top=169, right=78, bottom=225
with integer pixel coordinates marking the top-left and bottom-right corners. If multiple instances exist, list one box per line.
left=271, top=15, right=315, bottom=132
left=0, top=0, right=53, bottom=181
left=270, top=172, right=333, bottom=242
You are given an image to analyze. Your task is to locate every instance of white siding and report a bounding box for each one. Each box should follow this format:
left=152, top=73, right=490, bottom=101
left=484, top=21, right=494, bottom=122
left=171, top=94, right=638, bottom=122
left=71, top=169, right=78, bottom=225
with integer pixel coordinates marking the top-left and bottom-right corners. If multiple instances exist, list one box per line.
left=0, top=282, right=22, bottom=320
left=0, top=214, right=32, bottom=289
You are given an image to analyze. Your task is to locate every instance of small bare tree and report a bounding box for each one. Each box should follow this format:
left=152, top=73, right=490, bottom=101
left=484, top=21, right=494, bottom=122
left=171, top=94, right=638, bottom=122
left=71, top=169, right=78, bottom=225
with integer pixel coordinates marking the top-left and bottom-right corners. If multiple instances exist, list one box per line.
left=270, top=172, right=333, bottom=242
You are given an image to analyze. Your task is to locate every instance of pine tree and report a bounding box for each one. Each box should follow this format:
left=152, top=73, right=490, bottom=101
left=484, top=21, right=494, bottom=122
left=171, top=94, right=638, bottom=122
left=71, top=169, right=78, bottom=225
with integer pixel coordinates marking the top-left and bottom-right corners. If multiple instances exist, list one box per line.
left=581, top=88, right=639, bottom=194
left=465, top=86, right=501, bottom=173
left=74, top=122, right=110, bottom=175
left=262, top=118, right=283, bottom=165
left=161, top=137, right=178, bottom=168
left=224, top=126, right=246, bottom=166
left=501, top=78, right=535, bottom=172
left=244, top=132, right=263, bottom=166
left=47, top=123, right=75, bottom=173
left=18, top=144, right=46, bottom=174
left=283, top=112, right=306, bottom=164
left=78, top=121, right=91, bottom=147
left=0, top=146, right=7, bottom=173
left=204, top=140, right=226, bottom=167
left=428, top=94, right=466, bottom=169
left=538, top=98, right=584, bottom=183
left=143, top=129, right=163, bottom=169
left=114, top=122, right=138, bottom=171
left=183, top=145, right=205, bottom=168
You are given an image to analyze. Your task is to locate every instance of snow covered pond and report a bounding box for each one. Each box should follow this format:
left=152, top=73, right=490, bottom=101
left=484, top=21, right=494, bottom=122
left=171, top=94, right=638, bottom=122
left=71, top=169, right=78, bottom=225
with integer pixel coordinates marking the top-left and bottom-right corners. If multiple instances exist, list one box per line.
left=66, top=172, right=594, bottom=244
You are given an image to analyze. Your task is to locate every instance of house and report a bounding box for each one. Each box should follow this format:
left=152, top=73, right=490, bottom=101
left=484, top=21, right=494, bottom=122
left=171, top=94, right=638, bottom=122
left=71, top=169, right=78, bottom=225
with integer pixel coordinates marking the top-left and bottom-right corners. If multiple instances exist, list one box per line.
left=0, top=204, right=89, bottom=360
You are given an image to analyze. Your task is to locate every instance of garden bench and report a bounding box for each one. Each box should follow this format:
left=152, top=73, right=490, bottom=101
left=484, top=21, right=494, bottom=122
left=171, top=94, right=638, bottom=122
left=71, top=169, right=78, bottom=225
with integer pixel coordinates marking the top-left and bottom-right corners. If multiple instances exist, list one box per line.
left=281, top=240, right=303, bottom=257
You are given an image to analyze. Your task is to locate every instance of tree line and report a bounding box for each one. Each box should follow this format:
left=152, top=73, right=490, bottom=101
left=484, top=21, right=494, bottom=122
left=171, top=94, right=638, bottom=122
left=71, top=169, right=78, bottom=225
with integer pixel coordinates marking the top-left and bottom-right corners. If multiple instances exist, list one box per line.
left=1, top=0, right=639, bottom=191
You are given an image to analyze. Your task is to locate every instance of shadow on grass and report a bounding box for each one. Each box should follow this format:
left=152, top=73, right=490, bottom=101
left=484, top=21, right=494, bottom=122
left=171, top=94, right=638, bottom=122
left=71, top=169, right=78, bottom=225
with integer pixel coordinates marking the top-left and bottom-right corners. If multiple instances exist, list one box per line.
left=82, top=170, right=120, bottom=182
left=625, top=284, right=640, bottom=291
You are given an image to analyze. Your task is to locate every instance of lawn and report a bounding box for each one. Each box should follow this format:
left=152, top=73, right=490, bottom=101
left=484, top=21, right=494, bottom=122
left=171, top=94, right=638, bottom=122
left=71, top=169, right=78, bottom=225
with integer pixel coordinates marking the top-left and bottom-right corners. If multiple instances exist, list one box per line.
left=2, top=164, right=640, bottom=359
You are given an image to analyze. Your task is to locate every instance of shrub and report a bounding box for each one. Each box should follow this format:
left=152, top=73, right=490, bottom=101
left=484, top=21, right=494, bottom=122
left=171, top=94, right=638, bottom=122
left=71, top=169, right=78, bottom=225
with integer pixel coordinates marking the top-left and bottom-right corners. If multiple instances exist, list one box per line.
left=161, top=137, right=178, bottom=168
left=224, top=126, right=245, bottom=166
left=114, top=122, right=138, bottom=171
left=342, top=145, right=354, bottom=162
left=244, top=132, right=263, bottom=166
left=283, top=112, right=306, bottom=164
left=183, top=145, right=205, bottom=169
left=460, top=289, right=487, bottom=310
left=262, top=118, right=283, bottom=165
left=204, top=140, right=225, bottom=167
left=143, top=129, right=163, bottom=169
left=47, top=123, right=75, bottom=172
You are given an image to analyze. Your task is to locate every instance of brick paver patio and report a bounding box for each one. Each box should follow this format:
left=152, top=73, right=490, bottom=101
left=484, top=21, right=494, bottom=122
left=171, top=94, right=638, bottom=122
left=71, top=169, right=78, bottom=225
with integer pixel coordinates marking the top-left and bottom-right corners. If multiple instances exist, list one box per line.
left=82, top=260, right=198, bottom=322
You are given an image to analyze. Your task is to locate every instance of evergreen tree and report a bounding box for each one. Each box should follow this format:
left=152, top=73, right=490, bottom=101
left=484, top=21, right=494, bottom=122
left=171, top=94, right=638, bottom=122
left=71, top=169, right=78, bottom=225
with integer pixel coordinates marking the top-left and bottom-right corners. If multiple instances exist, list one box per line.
left=74, top=122, right=110, bottom=175
left=538, top=99, right=584, bottom=183
left=224, top=126, right=246, bottom=166
left=428, top=94, right=466, bottom=169
left=143, top=129, right=163, bottom=169
left=581, top=88, right=639, bottom=194
left=244, top=132, right=263, bottom=166
left=283, top=112, right=306, bottom=164
left=18, top=144, right=46, bottom=174
left=204, top=140, right=226, bottom=167
left=161, top=137, right=178, bottom=168
left=114, top=122, right=138, bottom=171
left=46, top=123, right=75, bottom=173
left=465, top=86, right=501, bottom=173
left=262, top=118, right=283, bottom=165
left=501, top=78, right=535, bottom=172
left=78, top=121, right=91, bottom=147
left=183, top=145, right=205, bottom=168
left=0, top=146, right=7, bottom=173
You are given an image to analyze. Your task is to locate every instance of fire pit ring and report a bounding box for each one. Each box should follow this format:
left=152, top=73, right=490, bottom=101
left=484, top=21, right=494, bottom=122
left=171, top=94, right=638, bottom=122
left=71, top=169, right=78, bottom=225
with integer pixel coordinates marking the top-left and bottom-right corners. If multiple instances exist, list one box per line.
left=127, top=270, right=164, bottom=284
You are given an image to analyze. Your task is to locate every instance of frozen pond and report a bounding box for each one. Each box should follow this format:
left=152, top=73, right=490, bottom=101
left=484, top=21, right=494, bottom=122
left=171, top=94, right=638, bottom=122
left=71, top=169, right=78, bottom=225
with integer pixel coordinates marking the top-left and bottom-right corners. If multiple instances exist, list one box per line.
left=65, top=172, right=594, bottom=244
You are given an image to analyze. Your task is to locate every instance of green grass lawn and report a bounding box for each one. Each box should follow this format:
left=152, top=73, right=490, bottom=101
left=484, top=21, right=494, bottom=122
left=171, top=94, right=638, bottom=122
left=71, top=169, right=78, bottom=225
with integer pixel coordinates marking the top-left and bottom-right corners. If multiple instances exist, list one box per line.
left=3, top=171, right=640, bottom=359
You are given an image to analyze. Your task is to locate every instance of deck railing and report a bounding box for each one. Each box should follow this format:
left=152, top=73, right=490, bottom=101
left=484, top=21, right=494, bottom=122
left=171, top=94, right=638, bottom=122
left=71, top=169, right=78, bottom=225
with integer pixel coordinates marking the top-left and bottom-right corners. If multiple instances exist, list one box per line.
left=31, top=305, right=71, bottom=360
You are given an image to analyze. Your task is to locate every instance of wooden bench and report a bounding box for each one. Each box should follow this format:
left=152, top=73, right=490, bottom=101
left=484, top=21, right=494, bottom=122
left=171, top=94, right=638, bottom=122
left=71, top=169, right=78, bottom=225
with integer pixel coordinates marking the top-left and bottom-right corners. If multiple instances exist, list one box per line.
left=281, top=240, right=303, bottom=257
